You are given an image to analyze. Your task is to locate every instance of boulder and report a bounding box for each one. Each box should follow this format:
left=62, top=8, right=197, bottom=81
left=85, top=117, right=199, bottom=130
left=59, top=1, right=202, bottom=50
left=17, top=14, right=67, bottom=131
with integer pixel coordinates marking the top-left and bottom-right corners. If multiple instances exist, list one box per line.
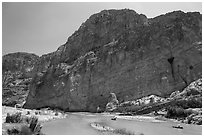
left=106, top=93, right=119, bottom=112
left=134, top=95, right=166, bottom=106
left=186, top=108, right=202, bottom=115
left=170, top=79, right=202, bottom=99
left=181, top=78, right=202, bottom=96
left=186, top=113, right=202, bottom=125
left=191, top=115, right=202, bottom=125
left=119, top=101, right=137, bottom=107
left=170, top=91, right=180, bottom=98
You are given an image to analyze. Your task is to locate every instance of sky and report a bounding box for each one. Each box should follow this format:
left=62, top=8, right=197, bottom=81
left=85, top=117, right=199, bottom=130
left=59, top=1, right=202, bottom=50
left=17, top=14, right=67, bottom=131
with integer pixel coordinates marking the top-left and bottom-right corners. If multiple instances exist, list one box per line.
left=2, top=2, right=202, bottom=56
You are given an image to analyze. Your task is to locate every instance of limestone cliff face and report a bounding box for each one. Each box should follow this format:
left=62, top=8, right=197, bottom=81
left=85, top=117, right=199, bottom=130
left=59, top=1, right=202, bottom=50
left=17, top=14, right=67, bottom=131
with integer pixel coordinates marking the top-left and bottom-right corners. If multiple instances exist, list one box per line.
left=24, top=9, right=202, bottom=112
left=2, top=52, right=39, bottom=106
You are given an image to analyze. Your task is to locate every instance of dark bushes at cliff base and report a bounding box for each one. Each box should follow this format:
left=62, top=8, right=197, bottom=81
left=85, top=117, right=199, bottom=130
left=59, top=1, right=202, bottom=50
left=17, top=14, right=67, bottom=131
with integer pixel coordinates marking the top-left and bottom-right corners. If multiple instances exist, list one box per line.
left=171, top=96, right=202, bottom=109
left=165, top=107, right=189, bottom=118
left=165, top=96, right=202, bottom=119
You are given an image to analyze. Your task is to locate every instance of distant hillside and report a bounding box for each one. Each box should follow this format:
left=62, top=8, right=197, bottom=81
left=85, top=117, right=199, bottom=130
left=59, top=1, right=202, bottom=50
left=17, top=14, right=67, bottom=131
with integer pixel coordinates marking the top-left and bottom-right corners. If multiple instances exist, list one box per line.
left=2, top=52, right=39, bottom=106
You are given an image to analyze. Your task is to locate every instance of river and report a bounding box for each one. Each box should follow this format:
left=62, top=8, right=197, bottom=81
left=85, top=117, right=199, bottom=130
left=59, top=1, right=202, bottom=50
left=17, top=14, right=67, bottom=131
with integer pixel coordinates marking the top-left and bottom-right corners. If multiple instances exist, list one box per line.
left=42, top=112, right=202, bottom=135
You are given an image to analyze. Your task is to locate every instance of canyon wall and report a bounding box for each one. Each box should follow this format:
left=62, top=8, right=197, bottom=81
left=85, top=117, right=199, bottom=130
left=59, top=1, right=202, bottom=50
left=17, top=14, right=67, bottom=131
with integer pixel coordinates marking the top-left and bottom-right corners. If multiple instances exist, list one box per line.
left=23, top=9, right=202, bottom=112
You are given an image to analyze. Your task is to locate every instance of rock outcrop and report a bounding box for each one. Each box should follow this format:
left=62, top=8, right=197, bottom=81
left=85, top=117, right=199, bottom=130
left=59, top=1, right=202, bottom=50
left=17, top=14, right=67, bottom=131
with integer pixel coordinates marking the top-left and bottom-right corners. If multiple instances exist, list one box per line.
left=2, top=52, right=39, bottom=106
left=106, top=93, right=119, bottom=112
left=23, top=9, right=202, bottom=112
left=170, top=78, right=202, bottom=99
left=119, top=95, right=166, bottom=108
left=116, top=78, right=202, bottom=115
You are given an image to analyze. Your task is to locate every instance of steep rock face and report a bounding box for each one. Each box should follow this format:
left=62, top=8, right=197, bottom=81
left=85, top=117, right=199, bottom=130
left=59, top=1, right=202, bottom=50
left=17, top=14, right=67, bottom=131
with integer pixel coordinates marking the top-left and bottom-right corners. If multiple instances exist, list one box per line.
left=2, top=52, right=39, bottom=106
left=24, top=9, right=202, bottom=112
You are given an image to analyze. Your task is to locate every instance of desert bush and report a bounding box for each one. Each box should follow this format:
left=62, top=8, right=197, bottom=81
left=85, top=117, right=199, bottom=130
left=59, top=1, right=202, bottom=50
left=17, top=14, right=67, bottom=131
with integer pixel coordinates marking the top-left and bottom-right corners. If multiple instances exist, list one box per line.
left=7, top=127, right=20, bottom=135
left=173, top=97, right=202, bottom=109
left=26, top=111, right=30, bottom=115
left=55, top=112, right=59, bottom=116
left=7, top=124, right=41, bottom=135
left=5, top=112, right=22, bottom=123
left=24, top=116, right=31, bottom=124
left=165, top=107, right=188, bottom=118
left=186, top=97, right=202, bottom=108
left=29, top=116, right=39, bottom=131
left=7, top=116, right=43, bottom=135
left=186, top=89, right=200, bottom=96
left=115, top=105, right=141, bottom=113
left=29, top=116, right=42, bottom=135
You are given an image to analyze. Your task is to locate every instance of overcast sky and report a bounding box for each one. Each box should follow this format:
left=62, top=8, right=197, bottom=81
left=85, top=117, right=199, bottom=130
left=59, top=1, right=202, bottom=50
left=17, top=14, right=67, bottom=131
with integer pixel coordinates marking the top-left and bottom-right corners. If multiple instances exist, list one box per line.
left=2, top=2, right=202, bottom=56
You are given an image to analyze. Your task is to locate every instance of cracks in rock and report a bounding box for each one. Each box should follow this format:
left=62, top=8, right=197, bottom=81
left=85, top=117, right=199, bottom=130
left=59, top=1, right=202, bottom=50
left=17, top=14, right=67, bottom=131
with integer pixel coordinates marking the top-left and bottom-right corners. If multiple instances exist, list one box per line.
left=177, top=65, right=188, bottom=87
left=189, top=65, right=193, bottom=70
left=86, top=63, right=93, bottom=110
left=167, top=57, right=174, bottom=64
left=167, top=56, right=175, bottom=79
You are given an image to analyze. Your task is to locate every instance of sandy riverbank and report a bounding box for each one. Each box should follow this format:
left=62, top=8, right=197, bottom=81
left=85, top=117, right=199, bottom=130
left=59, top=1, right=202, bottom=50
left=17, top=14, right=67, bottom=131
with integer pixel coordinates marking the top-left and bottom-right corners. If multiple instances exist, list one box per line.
left=2, top=106, right=68, bottom=135
left=2, top=106, right=67, bottom=123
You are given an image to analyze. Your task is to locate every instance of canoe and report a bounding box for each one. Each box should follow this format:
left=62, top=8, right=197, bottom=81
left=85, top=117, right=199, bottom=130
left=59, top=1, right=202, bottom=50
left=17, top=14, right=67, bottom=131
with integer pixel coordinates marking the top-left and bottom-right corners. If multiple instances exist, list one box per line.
left=172, top=126, right=183, bottom=129
left=111, top=117, right=117, bottom=120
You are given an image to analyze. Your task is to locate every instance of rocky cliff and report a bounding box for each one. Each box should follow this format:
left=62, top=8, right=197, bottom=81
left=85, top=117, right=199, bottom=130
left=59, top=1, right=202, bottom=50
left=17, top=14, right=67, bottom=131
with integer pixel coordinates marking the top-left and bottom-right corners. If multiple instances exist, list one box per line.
left=23, top=9, right=202, bottom=112
left=2, top=52, right=39, bottom=106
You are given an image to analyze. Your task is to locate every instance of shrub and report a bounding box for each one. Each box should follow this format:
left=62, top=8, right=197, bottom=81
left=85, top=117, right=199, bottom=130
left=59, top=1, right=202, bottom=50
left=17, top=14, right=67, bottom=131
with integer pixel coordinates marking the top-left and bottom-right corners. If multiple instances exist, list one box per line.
left=187, top=97, right=202, bottom=108
left=24, top=116, right=31, bottom=124
left=5, top=112, right=22, bottom=123
left=29, top=116, right=42, bottom=135
left=165, top=107, right=188, bottom=118
left=173, top=97, right=202, bottom=109
left=7, top=116, right=43, bottom=135
left=116, top=105, right=141, bottom=113
left=186, top=89, right=200, bottom=96
left=55, top=112, right=59, bottom=116
left=29, top=116, right=39, bottom=131
left=26, top=111, right=30, bottom=115
left=7, top=127, right=20, bottom=135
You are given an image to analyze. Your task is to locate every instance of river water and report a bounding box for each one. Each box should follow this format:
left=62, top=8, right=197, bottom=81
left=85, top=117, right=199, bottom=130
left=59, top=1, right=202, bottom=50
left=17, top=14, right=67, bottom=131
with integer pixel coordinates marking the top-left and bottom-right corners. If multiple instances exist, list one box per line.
left=42, top=112, right=202, bottom=135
